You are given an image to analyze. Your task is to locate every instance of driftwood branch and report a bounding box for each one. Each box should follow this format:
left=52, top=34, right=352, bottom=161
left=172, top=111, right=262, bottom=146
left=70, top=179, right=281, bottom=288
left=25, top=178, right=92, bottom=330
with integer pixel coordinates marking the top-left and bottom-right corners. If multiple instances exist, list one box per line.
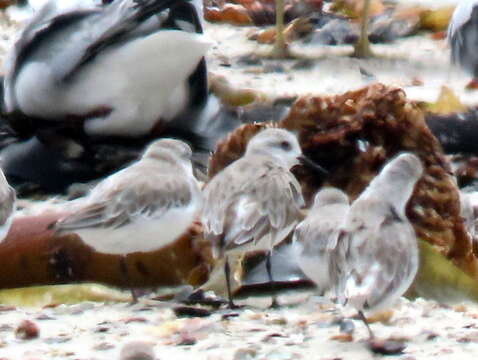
left=0, top=213, right=211, bottom=290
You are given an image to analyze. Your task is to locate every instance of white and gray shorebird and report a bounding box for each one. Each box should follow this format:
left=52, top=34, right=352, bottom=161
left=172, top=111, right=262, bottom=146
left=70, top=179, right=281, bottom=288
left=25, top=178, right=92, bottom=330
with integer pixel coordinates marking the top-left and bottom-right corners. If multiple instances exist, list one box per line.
left=341, top=153, right=423, bottom=339
left=3, top=0, right=210, bottom=137
left=202, top=128, right=327, bottom=308
left=50, top=138, right=201, bottom=298
left=293, top=187, right=350, bottom=302
left=0, top=169, right=16, bottom=242
left=448, top=0, right=478, bottom=81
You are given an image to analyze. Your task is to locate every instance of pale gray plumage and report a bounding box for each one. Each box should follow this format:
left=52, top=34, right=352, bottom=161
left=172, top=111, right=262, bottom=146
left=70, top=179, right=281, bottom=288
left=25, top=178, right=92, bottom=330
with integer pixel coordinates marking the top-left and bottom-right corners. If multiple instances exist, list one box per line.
left=52, top=138, right=201, bottom=255
left=203, top=128, right=305, bottom=257
left=460, top=191, right=478, bottom=246
left=293, top=187, right=350, bottom=300
left=202, top=128, right=305, bottom=307
left=448, top=0, right=478, bottom=77
left=342, top=153, right=423, bottom=317
left=0, top=169, right=16, bottom=242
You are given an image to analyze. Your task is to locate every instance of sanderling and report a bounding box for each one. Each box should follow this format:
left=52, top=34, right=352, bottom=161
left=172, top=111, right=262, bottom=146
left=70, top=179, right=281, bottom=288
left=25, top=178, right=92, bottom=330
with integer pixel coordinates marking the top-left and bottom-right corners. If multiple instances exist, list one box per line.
left=293, top=187, right=350, bottom=302
left=50, top=138, right=201, bottom=299
left=202, top=128, right=322, bottom=308
left=4, top=0, right=210, bottom=138
left=448, top=0, right=478, bottom=81
left=0, top=169, right=16, bottom=242
left=341, top=153, right=423, bottom=339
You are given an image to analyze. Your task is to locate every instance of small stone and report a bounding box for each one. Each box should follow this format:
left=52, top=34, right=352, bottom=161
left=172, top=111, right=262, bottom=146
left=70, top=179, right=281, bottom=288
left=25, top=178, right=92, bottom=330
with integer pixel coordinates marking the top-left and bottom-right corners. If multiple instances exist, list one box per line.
left=262, top=63, right=285, bottom=73
left=44, top=336, right=72, bottom=344
left=330, top=333, right=353, bottom=342
left=368, top=338, right=406, bottom=355
left=173, top=306, right=211, bottom=318
left=366, top=309, right=394, bottom=324
left=93, top=342, right=115, bottom=351
left=222, top=312, right=240, bottom=320
left=120, top=341, right=155, bottom=360
left=94, top=326, right=110, bottom=333
left=0, top=324, right=13, bottom=332
left=420, top=330, right=439, bottom=341
left=15, top=320, right=39, bottom=340
left=0, top=306, right=15, bottom=312
left=453, top=304, right=467, bottom=313
left=268, top=317, right=287, bottom=325
left=177, top=334, right=196, bottom=346
left=233, top=348, right=257, bottom=360
left=457, top=330, right=478, bottom=343
left=339, top=319, right=355, bottom=334
left=292, top=59, right=315, bottom=70
left=123, top=317, right=148, bottom=324
left=237, top=54, right=262, bottom=66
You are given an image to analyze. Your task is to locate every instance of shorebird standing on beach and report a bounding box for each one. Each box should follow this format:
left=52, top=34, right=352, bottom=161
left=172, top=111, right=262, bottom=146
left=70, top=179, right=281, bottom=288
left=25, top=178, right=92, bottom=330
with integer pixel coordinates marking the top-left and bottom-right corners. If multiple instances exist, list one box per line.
left=448, top=0, right=478, bottom=87
left=341, top=153, right=423, bottom=340
left=293, top=187, right=350, bottom=302
left=201, top=128, right=327, bottom=308
left=50, top=139, right=202, bottom=300
left=0, top=169, right=16, bottom=242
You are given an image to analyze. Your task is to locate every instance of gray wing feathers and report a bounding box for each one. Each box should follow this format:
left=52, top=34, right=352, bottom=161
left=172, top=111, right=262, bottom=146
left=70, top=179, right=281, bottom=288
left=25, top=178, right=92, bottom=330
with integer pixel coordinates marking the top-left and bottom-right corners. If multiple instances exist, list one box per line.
left=0, top=187, right=16, bottom=226
left=7, top=0, right=179, bottom=88
left=202, top=159, right=304, bottom=251
left=55, top=174, right=195, bottom=231
left=345, top=214, right=418, bottom=310
left=294, top=204, right=349, bottom=294
left=364, top=220, right=418, bottom=309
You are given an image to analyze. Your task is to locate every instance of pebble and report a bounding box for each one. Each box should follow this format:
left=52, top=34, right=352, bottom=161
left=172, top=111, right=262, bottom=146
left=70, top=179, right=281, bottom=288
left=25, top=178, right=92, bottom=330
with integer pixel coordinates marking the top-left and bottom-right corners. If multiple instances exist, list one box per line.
left=15, top=320, right=39, bottom=340
left=120, top=341, right=155, bottom=360
left=93, top=342, right=115, bottom=351
left=338, top=319, right=355, bottom=335
left=232, top=347, right=257, bottom=360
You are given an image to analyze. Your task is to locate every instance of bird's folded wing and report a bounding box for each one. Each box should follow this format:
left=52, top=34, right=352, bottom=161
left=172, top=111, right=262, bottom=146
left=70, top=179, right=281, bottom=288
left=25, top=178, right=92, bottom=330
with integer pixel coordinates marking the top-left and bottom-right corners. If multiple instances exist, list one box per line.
left=346, top=214, right=416, bottom=309
left=0, top=187, right=16, bottom=226
left=203, top=161, right=304, bottom=249
left=54, top=174, right=195, bottom=232
left=8, top=0, right=193, bottom=86
left=294, top=212, right=345, bottom=254
left=365, top=218, right=417, bottom=308
left=4, top=3, right=99, bottom=109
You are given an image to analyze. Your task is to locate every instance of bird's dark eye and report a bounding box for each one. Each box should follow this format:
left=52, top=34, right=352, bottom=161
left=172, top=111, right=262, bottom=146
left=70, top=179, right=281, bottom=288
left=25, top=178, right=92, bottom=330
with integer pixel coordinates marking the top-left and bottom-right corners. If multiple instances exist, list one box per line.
left=280, top=141, right=291, bottom=150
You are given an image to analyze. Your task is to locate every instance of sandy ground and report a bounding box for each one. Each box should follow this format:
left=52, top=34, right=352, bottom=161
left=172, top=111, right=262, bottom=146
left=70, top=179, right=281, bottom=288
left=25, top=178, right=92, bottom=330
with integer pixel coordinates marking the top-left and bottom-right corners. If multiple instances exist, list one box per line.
left=1, top=291, right=478, bottom=359
left=1, top=1, right=478, bottom=359
left=206, top=23, right=477, bottom=107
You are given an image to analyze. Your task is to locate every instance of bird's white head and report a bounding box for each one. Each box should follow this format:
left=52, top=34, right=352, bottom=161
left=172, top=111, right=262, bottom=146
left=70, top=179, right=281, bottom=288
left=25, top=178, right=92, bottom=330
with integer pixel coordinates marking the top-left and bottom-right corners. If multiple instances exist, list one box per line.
left=245, top=128, right=302, bottom=168
left=142, top=138, right=193, bottom=171
left=312, top=187, right=349, bottom=208
left=381, top=152, right=423, bottom=184
left=361, top=152, right=423, bottom=216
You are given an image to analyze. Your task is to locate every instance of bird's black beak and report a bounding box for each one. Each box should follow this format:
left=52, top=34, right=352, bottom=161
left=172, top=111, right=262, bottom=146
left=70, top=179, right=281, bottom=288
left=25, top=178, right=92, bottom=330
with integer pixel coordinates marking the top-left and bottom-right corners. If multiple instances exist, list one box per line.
left=298, top=156, right=328, bottom=175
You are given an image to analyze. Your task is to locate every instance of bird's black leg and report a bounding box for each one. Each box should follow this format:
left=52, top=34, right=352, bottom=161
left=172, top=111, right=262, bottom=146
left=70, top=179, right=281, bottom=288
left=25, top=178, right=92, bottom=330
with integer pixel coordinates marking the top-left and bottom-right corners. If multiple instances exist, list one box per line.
left=266, top=251, right=279, bottom=308
left=120, top=256, right=138, bottom=304
left=224, top=256, right=237, bottom=309
left=358, top=310, right=374, bottom=340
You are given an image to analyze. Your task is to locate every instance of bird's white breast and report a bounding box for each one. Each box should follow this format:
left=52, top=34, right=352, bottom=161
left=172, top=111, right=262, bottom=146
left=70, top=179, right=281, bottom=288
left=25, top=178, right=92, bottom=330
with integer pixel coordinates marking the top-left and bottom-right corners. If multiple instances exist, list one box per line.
left=14, top=30, right=211, bottom=136
left=73, top=201, right=198, bottom=255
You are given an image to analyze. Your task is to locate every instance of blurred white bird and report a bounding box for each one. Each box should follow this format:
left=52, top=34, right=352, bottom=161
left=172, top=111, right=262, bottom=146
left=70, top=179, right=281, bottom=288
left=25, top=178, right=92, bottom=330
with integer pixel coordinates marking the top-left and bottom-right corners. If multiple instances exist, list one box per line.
left=293, top=187, right=350, bottom=301
left=4, top=0, right=210, bottom=138
left=448, top=0, right=478, bottom=82
left=341, top=153, right=423, bottom=339
left=202, top=128, right=311, bottom=308
left=0, top=169, right=16, bottom=242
